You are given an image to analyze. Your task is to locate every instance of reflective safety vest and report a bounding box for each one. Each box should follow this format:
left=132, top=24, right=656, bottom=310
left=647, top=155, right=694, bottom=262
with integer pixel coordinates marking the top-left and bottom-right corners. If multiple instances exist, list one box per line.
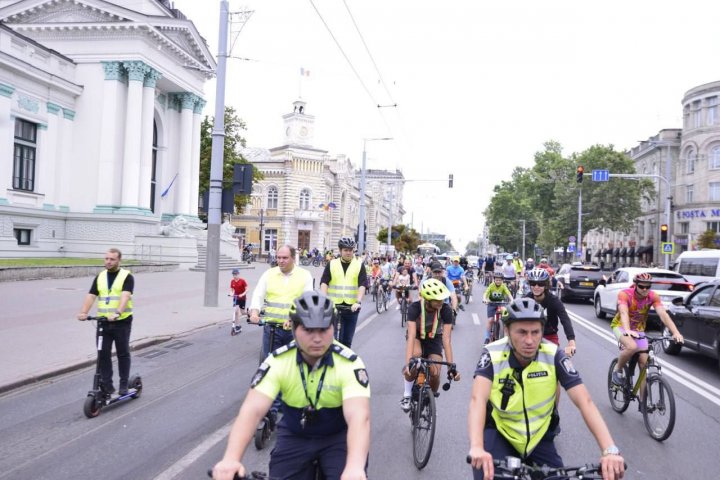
left=485, top=337, right=557, bottom=457
left=264, top=267, right=309, bottom=324
left=96, top=268, right=133, bottom=320
left=327, top=258, right=361, bottom=305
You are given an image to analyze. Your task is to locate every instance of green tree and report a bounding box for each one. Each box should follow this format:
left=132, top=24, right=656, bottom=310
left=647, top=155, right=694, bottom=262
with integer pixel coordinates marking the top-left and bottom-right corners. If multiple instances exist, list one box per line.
left=697, top=230, right=719, bottom=249
left=377, top=224, right=421, bottom=253
left=465, top=241, right=479, bottom=255
left=198, top=106, right=262, bottom=212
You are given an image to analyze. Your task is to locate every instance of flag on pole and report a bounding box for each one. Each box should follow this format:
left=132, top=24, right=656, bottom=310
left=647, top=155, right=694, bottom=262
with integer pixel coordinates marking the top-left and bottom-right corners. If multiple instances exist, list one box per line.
left=318, top=202, right=337, bottom=211
left=160, top=173, right=179, bottom=198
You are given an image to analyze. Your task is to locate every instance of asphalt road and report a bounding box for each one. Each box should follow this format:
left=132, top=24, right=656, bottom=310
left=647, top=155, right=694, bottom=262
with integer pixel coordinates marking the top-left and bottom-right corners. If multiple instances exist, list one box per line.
left=1, top=283, right=719, bottom=479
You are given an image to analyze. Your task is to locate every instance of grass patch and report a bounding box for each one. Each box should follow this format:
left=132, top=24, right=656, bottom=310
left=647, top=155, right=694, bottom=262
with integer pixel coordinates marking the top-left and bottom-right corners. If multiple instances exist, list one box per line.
left=0, top=258, right=141, bottom=267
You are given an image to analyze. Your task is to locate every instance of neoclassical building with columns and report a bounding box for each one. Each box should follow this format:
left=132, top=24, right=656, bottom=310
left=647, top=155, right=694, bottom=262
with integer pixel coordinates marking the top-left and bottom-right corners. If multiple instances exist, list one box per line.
left=0, top=0, right=213, bottom=261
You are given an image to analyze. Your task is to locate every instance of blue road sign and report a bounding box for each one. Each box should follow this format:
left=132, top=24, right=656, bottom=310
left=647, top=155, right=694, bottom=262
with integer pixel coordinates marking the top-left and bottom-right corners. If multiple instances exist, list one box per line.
left=592, top=170, right=609, bottom=182
left=661, top=242, right=674, bottom=254
left=567, top=244, right=575, bottom=252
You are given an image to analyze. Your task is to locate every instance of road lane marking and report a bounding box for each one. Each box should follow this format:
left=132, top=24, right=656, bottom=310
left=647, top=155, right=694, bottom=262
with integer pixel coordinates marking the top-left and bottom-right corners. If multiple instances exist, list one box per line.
left=356, top=299, right=396, bottom=333
left=472, top=313, right=481, bottom=325
left=567, top=309, right=720, bottom=407
left=154, top=423, right=231, bottom=480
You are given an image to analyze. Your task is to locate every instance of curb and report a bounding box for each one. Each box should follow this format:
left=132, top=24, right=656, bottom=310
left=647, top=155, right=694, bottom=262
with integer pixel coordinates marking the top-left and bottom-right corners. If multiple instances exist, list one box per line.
left=0, top=320, right=228, bottom=396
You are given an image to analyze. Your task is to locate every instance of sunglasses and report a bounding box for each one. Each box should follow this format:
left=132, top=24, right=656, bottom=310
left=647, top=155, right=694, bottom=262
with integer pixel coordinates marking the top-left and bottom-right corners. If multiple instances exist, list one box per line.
left=636, top=284, right=652, bottom=290
left=529, top=281, right=545, bottom=287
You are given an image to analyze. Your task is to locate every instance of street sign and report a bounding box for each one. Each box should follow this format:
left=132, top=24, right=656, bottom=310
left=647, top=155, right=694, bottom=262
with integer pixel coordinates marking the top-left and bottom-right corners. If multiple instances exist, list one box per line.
left=568, top=236, right=576, bottom=242
left=568, top=244, right=575, bottom=252
left=592, top=170, right=610, bottom=182
left=661, top=242, right=674, bottom=254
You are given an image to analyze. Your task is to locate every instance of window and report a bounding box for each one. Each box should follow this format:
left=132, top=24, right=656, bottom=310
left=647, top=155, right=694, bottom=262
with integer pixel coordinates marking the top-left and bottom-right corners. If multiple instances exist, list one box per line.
left=264, top=228, right=277, bottom=252
left=267, top=186, right=278, bottom=209
left=693, top=100, right=702, bottom=128
left=689, top=285, right=714, bottom=307
left=707, top=221, right=720, bottom=233
left=686, top=150, right=696, bottom=174
left=711, top=146, right=720, bottom=170
left=13, top=119, right=37, bottom=191
left=710, top=182, right=720, bottom=201
left=14, top=228, right=31, bottom=245
left=299, top=188, right=310, bottom=210
left=679, top=222, right=690, bottom=234
left=709, top=97, right=718, bottom=125
left=686, top=184, right=694, bottom=203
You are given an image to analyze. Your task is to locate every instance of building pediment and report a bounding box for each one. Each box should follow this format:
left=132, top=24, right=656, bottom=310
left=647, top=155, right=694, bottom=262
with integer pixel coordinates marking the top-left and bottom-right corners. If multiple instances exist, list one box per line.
left=0, top=0, right=131, bottom=24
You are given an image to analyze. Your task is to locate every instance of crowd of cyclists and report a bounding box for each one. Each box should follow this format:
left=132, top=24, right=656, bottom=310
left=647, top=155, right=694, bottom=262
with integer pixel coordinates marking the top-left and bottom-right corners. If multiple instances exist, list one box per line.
left=203, top=238, right=698, bottom=479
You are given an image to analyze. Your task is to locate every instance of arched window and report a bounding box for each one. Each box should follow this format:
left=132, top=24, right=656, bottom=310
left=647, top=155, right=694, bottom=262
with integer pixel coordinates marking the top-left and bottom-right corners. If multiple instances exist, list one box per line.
left=711, top=146, right=720, bottom=170
left=299, top=188, right=311, bottom=210
left=686, top=148, right=696, bottom=174
left=267, top=186, right=278, bottom=209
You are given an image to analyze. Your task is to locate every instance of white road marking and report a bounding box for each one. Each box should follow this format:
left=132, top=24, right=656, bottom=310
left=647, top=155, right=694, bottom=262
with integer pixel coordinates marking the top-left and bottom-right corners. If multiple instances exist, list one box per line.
left=567, top=309, right=720, bottom=407
left=356, top=299, right=395, bottom=333
left=153, top=423, right=231, bottom=480
left=472, top=313, right=481, bottom=325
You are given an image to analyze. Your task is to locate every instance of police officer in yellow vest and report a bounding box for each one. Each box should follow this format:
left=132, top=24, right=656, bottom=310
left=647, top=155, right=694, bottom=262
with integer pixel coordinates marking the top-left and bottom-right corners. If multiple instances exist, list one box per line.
left=77, top=248, right=134, bottom=396
left=468, top=299, right=626, bottom=480
left=249, top=245, right=314, bottom=422
left=320, top=237, right=367, bottom=348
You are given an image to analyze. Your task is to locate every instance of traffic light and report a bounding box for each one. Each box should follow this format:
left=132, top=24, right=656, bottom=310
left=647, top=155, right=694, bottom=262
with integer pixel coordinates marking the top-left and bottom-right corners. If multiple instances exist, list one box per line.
left=660, top=224, right=668, bottom=242
left=576, top=166, right=584, bottom=184
left=448, top=174, right=454, bottom=188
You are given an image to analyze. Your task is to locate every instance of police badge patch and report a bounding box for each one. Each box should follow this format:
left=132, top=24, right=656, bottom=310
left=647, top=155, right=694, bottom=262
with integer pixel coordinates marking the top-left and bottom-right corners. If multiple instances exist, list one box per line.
left=476, top=351, right=491, bottom=371
left=560, top=357, right=578, bottom=376
left=354, top=368, right=369, bottom=388
left=250, top=363, right=270, bottom=388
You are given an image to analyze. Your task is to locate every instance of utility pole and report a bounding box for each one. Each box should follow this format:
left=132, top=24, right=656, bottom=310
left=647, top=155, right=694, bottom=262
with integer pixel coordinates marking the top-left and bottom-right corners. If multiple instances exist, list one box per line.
left=520, top=219, right=526, bottom=260
left=386, top=188, right=393, bottom=257
left=577, top=185, right=583, bottom=261
left=358, top=137, right=392, bottom=255
left=203, top=0, right=229, bottom=307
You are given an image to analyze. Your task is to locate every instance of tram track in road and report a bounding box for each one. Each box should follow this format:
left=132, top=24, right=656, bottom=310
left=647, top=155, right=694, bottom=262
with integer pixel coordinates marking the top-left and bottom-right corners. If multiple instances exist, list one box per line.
left=566, top=308, right=720, bottom=407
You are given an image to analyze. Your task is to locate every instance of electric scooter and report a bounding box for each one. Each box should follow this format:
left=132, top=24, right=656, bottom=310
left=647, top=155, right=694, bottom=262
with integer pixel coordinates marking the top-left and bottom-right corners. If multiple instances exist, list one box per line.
left=83, top=316, right=142, bottom=418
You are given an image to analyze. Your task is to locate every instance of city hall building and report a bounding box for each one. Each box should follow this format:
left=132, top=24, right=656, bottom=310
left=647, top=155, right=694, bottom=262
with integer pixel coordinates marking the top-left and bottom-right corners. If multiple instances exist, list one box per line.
left=0, top=0, right=213, bottom=262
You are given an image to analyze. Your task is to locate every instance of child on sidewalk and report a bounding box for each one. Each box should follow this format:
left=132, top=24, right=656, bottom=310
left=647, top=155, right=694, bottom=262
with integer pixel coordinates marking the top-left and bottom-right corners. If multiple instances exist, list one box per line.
left=230, top=269, right=248, bottom=334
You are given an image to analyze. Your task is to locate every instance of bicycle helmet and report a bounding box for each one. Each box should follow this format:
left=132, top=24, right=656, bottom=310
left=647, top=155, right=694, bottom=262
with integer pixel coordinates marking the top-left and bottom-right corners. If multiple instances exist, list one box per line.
left=420, top=278, right=451, bottom=302
left=527, top=268, right=550, bottom=282
left=540, top=258, right=548, bottom=264
left=338, top=236, right=356, bottom=250
left=290, top=291, right=336, bottom=329
left=502, top=298, right=546, bottom=327
left=505, top=254, right=513, bottom=261
left=430, top=261, right=445, bottom=272
left=452, top=256, right=461, bottom=262
left=526, top=258, right=534, bottom=263
left=513, top=252, right=519, bottom=257
left=634, top=272, right=653, bottom=284
left=493, top=271, right=504, bottom=279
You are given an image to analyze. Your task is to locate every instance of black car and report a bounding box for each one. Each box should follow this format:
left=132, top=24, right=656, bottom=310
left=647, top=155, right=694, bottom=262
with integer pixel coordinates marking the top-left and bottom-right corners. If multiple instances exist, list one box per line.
left=666, top=279, right=720, bottom=371
left=555, top=263, right=604, bottom=302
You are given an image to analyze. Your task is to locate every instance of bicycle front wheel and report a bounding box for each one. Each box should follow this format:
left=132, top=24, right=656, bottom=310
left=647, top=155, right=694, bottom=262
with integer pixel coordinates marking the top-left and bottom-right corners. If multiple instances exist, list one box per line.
left=376, top=288, right=384, bottom=314
left=412, top=386, right=437, bottom=469
left=401, top=299, right=407, bottom=328
left=607, top=359, right=631, bottom=413
left=643, top=374, right=676, bottom=441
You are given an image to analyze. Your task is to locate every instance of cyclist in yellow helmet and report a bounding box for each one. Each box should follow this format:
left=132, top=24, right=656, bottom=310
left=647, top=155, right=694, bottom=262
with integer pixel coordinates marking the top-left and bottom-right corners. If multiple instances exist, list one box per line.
left=399, top=278, right=460, bottom=412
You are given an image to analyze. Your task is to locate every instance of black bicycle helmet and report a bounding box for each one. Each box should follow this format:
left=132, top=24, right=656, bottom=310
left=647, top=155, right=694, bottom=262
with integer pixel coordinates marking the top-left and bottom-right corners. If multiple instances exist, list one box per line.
left=290, top=292, right=336, bottom=329
left=492, top=271, right=504, bottom=279
left=502, top=298, right=546, bottom=327
left=338, top=236, right=356, bottom=250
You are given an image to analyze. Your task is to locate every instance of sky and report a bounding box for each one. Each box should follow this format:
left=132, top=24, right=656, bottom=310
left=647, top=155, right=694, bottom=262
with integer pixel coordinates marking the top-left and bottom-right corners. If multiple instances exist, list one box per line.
left=170, top=0, right=720, bottom=251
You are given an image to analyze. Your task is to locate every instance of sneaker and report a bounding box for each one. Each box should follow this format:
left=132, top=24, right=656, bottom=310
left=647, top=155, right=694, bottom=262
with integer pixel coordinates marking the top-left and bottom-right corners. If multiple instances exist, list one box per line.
left=483, top=337, right=490, bottom=345
left=102, top=385, right=116, bottom=396
left=399, top=396, right=411, bottom=413
left=611, top=369, right=625, bottom=386
left=233, top=325, right=243, bottom=334
left=118, top=380, right=129, bottom=396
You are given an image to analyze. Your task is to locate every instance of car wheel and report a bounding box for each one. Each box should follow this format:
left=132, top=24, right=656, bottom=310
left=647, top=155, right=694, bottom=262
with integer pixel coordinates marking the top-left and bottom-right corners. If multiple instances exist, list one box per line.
left=594, top=295, right=606, bottom=319
left=661, top=327, right=682, bottom=355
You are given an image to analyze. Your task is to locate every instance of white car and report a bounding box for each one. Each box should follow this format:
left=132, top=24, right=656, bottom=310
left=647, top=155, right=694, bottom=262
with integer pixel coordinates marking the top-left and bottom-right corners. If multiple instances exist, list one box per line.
left=593, top=267, right=694, bottom=330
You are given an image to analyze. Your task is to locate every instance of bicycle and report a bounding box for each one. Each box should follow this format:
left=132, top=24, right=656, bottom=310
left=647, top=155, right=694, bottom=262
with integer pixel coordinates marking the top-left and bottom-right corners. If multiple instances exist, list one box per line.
left=465, top=455, right=616, bottom=480
left=369, top=277, right=380, bottom=303
left=483, top=270, right=493, bottom=287
left=375, top=280, right=389, bottom=314
left=503, top=278, right=518, bottom=299
left=607, top=334, right=676, bottom=441
left=486, top=301, right=508, bottom=342
left=464, top=276, right=473, bottom=304
left=395, top=285, right=413, bottom=328
left=300, top=255, right=311, bottom=266
left=241, top=250, right=255, bottom=264
left=311, top=255, right=323, bottom=267
left=407, top=357, right=457, bottom=469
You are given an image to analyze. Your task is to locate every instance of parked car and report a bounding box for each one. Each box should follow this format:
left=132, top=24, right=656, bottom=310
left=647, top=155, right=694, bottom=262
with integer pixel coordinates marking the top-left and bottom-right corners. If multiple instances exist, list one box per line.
left=674, top=249, right=720, bottom=285
left=555, top=263, right=604, bottom=302
left=666, top=279, right=720, bottom=370
left=593, top=267, right=694, bottom=330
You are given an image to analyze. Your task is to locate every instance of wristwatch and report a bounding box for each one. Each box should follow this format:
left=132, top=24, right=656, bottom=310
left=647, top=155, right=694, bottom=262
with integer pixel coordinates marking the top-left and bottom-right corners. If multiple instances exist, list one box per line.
left=602, top=445, right=620, bottom=456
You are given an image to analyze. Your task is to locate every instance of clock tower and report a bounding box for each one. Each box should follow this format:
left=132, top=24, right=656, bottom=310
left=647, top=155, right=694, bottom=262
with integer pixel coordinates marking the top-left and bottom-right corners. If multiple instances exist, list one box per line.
left=282, top=99, right=315, bottom=146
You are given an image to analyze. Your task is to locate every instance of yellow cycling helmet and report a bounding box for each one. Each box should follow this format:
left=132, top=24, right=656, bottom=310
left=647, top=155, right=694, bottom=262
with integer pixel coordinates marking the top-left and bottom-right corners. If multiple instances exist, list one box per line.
left=420, top=278, right=451, bottom=301
left=452, top=256, right=460, bottom=262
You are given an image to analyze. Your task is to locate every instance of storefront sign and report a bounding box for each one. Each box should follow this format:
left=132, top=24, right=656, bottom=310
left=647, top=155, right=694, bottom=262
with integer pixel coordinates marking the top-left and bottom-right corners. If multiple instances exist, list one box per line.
left=675, top=208, right=720, bottom=219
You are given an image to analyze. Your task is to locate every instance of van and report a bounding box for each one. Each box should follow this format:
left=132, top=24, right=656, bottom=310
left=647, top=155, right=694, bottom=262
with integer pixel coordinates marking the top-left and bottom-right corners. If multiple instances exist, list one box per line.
left=674, top=250, right=720, bottom=285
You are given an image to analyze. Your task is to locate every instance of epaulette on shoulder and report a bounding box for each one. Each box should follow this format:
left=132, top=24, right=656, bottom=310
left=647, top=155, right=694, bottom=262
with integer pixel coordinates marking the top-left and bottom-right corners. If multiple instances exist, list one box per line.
left=331, top=343, right=358, bottom=361
left=271, top=340, right=297, bottom=357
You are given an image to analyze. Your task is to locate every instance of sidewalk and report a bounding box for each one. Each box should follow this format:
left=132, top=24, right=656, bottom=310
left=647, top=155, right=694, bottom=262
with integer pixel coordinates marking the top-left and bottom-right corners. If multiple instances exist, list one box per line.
left=0, top=263, right=323, bottom=394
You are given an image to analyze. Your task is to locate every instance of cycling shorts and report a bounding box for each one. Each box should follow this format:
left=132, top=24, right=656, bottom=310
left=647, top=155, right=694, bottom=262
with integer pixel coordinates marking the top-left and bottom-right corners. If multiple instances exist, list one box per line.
left=612, top=327, right=648, bottom=350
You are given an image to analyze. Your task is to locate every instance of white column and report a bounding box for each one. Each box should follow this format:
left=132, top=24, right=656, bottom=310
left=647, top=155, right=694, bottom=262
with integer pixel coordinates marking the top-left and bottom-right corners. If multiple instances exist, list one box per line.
left=175, top=92, right=197, bottom=215
left=189, top=99, right=205, bottom=217
left=120, top=61, right=149, bottom=212
left=95, top=62, right=123, bottom=210
left=0, top=83, right=15, bottom=203
left=41, top=104, right=61, bottom=206
left=138, top=68, right=161, bottom=213
left=54, top=108, right=75, bottom=208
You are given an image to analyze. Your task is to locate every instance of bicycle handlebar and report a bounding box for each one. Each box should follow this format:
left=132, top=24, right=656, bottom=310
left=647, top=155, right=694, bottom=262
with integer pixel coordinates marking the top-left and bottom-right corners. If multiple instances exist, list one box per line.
left=207, top=469, right=268, bottom=480
left=464, top=456, right=620, bottom=480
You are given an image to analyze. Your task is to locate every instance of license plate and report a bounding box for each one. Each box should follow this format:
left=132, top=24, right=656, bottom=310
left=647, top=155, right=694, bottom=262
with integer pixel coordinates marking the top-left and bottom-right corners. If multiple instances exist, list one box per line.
left=579, top=282, right=594, bottom=287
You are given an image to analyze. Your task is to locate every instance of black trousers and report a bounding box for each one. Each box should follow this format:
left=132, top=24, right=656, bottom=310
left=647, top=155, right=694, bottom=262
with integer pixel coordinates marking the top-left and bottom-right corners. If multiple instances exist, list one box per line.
left=98, top=319, right=132, bottom=390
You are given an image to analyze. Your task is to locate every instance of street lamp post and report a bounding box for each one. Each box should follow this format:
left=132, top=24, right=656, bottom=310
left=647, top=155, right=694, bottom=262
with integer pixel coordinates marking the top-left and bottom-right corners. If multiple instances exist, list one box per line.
left=358, top=137, right=393, bottom=255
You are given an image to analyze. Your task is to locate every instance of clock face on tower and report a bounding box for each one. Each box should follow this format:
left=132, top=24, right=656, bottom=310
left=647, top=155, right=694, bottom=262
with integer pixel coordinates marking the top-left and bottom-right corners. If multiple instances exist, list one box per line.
left=300, top=127, right=308, bottom=137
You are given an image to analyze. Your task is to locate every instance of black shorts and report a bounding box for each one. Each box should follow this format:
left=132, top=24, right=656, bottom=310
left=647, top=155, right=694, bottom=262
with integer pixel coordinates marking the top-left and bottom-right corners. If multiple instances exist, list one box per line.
left=233, top=296, right=246, bottom=308
left=417, top=336, right=443, bottom=357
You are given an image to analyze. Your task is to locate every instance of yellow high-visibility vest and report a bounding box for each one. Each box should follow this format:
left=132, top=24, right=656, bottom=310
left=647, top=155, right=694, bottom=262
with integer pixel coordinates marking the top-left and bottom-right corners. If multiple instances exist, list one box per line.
left=263, top=267, right=309, bottom=324
left=327, top=258, right=361, bottom=305
left=96, top=268, right=133, bottom=320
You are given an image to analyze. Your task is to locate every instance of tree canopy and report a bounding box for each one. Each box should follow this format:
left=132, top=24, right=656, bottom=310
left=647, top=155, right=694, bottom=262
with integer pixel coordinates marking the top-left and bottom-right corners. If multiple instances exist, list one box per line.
left=377, top=224, right=422, bottom=253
